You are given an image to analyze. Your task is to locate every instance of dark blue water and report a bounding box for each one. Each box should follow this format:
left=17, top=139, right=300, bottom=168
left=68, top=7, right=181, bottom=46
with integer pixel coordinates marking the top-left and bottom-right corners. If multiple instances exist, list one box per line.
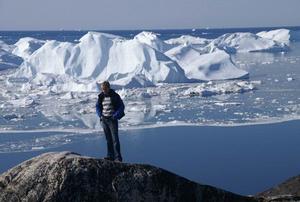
left=1, top=26, right=300, bottom=44
left=1, top=120, right=300, bottom=196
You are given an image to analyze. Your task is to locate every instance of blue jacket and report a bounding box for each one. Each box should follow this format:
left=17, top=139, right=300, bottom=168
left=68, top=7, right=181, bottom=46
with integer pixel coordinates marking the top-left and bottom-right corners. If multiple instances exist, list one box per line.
left=96, top=89, right=125, bottom=120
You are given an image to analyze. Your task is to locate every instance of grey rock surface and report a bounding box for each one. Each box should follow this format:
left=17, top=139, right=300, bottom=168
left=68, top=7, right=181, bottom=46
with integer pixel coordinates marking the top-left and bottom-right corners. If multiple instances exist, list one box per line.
left=0, top=151, right=256, bottom=202
left=256, top=174, right=300, bottom=202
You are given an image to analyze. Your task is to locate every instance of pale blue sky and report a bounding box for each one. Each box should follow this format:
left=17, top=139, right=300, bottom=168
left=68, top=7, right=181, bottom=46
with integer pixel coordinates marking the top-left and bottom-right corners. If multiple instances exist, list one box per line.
left=0, top=0, right=299, bottom=30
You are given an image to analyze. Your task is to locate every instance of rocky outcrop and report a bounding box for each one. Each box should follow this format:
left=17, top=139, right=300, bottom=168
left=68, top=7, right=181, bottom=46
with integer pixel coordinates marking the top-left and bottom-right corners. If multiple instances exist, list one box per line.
left=0, top=151, right=256, bottom=202
left=256, top=174, right=300, bottom=202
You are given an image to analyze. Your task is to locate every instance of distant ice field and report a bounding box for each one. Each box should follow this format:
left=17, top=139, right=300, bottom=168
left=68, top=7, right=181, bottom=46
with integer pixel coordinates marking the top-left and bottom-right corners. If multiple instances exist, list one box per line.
left=0, top=27, right=300, bottom=153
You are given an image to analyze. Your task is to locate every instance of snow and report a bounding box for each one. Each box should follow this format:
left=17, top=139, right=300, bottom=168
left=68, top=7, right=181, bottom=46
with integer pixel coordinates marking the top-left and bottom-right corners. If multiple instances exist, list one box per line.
left=134, top=31, right=171, bottom=52
left=13, top=32, right=188, bottom=90
left=12, top=37, right=46, bottom=59
left=257, top=29, right=290, bottom=44
left=61, top=92, right=75, bottom=99
left=209, top=32, right=289, bottom=53
left=0, top=40, right=23, bottom=70
left=0, top=40, right=15, bottom=52
left=3, top=114, right=23, bottom=121
left=182, top=80, right=257, bottom=97
left=165, top=45, right=248, bottom=80
left=5, top=28, right=294, bottom=92
left=0, top=49, right=23, bottom=70
left=8, top=97, right=38, bottom=108
left=165, top=35, right=210, bottom=47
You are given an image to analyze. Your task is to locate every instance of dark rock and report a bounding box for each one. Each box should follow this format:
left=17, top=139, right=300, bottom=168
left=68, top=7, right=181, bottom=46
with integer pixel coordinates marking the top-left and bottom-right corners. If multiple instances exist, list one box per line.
left=0, top=151, right=256, bottom=202
left=256, top=174, right=300, bottom=202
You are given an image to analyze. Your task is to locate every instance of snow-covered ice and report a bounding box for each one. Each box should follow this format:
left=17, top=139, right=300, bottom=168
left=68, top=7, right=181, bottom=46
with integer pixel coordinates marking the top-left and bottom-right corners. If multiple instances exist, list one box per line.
left=134, top=31, right=172, bottom=52
left=0, top=49, right=23, bottom=70
left=257, top=29, right=290, bottom=45
left=12, top=32, right=189, bottom=89
left=0, top=28, right=299, bottom=146
left=0, top=40, right=15, bottom=52
left=12, top=37, right=46, bottom=59
left=182, top=80, right=256, bottom=97
left=165, top=35, right=210, bottom=48
left=209, top=32, right=289, bottom=53
left=165, top=46, right=248, bottom=80
left=4, top=28, right=292, bottom=92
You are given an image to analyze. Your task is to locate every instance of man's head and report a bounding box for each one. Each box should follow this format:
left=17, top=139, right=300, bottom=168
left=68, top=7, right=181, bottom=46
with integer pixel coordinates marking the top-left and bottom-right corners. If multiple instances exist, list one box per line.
left=101, top=81, right=110, bottom=94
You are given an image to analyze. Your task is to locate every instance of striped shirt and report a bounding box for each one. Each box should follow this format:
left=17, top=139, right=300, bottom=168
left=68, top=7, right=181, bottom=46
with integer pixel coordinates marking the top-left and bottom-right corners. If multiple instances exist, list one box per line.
left=102, top=96, right=114, bottom=117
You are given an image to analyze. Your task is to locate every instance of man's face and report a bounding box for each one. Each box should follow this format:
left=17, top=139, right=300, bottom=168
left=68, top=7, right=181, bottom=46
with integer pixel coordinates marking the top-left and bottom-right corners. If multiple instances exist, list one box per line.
left=101, top=84, right=110, bottom=94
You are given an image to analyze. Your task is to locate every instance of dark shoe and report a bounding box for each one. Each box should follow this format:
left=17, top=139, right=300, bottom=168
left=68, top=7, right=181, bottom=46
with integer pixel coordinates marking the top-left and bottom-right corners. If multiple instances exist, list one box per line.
left=104, top=157, right=113, bottom=161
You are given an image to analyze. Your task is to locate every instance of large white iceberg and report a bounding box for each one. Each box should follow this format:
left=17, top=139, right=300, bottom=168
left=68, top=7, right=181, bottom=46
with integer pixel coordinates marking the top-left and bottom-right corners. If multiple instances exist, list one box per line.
left=14, top=32, right=188, bottom=89
left=257, top=29, right=290, bottom=44
left=10, top=28, right=291, bottom=91
left=165, top=44, right=248, bottom=81
left=12, top=37, right=46, bottom=59
left=209, top=32, right=289, bottom=53
left=125, top=32, right=248, bottom=81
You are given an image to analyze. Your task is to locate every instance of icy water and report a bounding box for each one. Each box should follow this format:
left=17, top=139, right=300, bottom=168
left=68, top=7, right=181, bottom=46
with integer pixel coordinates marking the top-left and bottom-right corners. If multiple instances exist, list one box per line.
left=1, top=27, right=300, bottom=195
left=1, top=27, right=300, bottom=132
left=1, top=45, right=300, bottom=131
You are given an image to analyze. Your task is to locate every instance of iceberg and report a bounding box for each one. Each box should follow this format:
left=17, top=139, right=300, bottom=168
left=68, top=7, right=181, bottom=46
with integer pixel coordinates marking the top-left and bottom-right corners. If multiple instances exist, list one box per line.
left=209, top=32, right=289, bottom=53
left=0, top=40, right=15, bottom=52
left=165, top=44, right=248, bottom=81
left=0, top=40, right=22, bottom=70
left=0, top=49, right=23, bottom=71
left=14, top=32, right=189, bottom=90
left=12, top=37, right=46, bottom=59
left=256, top=29, right=290, bottom=45
left=134, top=31, right=172, bottom=52
left=165, top=35, right=210, bottom=48
left=12, top=29, right=291, bottom=90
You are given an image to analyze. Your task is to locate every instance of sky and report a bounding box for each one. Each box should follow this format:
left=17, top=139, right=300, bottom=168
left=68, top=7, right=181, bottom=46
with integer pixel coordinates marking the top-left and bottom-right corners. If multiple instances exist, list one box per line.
left=0, top=0, right=299, bottom=30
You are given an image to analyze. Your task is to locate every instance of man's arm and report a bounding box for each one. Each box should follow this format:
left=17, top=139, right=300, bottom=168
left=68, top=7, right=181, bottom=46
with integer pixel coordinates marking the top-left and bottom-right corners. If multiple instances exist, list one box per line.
left=113, top=95, right=125, bottom=120
left=96, top=100, right=102, bottom=118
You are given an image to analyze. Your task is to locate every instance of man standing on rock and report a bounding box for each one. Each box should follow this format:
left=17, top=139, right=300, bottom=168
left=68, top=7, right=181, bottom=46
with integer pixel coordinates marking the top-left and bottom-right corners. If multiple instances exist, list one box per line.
left=96, top=81, right=125, bottom=162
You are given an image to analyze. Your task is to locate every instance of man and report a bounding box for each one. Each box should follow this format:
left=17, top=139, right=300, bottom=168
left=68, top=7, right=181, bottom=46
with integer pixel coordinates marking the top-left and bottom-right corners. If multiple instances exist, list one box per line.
left=96, top=81, right=125, bottom=162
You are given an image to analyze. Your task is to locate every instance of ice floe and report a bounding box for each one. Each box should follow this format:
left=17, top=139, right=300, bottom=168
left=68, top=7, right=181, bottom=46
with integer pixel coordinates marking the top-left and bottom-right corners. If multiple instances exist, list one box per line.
left=181, top=80, right=257, bottom=97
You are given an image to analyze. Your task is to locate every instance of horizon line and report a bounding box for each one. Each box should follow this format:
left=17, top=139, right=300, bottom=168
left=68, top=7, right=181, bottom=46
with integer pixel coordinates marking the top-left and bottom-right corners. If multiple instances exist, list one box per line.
left=0, top=25, right=300, bottom=32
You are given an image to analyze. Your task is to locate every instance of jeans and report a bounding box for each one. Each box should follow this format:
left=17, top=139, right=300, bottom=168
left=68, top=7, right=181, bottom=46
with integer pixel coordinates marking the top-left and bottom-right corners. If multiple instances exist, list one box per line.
left=101, top=117, right=122, bottom=161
